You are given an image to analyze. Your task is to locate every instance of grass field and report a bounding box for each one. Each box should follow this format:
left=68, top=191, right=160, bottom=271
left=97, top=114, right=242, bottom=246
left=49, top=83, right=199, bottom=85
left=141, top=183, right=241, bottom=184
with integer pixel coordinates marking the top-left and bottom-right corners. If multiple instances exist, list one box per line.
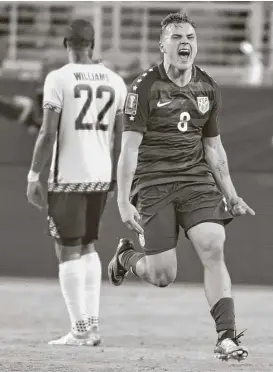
left=0, top=278, right=272, bottom=372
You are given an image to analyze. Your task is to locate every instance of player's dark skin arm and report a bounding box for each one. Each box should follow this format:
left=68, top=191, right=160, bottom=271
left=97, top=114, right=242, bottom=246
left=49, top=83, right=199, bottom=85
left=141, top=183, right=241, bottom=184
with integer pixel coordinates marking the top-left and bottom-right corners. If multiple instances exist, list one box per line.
left=203, top=135, right=238, bottom=201
left=111, top=113, right=124, bottom=185
left=117, top=130, right=144, bottom=234
left=117, top=131, right=143, bottom=205
left=29, top=108, right=60, bottom=174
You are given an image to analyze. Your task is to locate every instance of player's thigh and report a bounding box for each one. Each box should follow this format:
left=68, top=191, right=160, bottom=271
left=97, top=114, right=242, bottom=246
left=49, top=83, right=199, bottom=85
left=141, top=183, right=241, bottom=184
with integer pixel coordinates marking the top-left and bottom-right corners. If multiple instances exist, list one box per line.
left=136, top=184, right=179, bottom=279
left=82, top=191, right=108, bottom=245
left=176, top=181, right=233, bottom=237
left=187, top=222, right=226, bottom=265
left=47, top=192, right=87, bottom=242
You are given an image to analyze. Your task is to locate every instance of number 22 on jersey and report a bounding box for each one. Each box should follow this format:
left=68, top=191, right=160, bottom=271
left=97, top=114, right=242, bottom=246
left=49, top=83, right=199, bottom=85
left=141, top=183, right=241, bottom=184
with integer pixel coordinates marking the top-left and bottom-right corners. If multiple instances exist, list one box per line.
left=74, top=84, right=115, bottom=131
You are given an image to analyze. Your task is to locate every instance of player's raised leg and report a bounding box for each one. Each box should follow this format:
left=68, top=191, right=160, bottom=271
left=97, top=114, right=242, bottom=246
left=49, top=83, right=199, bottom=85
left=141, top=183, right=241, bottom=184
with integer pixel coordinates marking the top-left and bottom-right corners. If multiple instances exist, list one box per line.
left=109, top=189, right=178, bottom=287
left=109, top=238, right=177, bottom=287
left=187, top=222, right=248, bottom=361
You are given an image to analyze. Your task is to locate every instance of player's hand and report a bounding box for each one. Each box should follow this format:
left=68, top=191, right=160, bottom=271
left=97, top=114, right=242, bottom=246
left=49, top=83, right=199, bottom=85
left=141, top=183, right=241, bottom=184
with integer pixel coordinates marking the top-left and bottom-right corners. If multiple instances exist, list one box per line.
left=227, top=197, right=255, bottom=217
left=118, top=201, right=144, bottom=235
left=27, top=180, right=47, bottom=210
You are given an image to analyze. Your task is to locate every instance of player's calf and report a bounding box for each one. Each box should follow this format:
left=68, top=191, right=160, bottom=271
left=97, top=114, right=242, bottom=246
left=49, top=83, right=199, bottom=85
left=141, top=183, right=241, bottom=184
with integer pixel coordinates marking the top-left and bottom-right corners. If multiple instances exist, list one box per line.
left=53, top=241, right=91, bottom=343
left=211, top=298, right=248, bottom=361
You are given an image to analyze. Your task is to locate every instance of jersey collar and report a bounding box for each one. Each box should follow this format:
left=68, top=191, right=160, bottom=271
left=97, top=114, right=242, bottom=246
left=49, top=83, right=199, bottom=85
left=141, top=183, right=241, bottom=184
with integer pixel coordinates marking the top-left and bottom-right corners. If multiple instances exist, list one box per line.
left=158, top=61, right=197, bottom=85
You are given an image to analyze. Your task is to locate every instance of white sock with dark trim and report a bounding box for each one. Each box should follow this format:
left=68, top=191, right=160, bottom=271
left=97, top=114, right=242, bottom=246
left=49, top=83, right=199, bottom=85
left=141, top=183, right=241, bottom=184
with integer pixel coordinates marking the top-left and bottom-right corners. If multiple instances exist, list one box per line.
left=58, top=259, right=88, bottom=335
left=81, top=251, right=102, bottom=328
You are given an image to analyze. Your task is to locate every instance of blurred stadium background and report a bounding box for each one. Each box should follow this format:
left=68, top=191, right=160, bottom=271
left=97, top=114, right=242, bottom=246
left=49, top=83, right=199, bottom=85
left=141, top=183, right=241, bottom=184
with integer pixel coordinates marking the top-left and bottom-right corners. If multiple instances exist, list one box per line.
left=0, top=2, right=273, bottom=371
left=0, top=1, right=272, bottom=285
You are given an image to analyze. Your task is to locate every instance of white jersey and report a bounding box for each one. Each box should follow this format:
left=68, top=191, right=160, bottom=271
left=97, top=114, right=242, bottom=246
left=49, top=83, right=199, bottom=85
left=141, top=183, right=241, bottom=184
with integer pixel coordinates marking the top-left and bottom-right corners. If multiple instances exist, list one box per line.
left=42, top=63, right=127, bottom=192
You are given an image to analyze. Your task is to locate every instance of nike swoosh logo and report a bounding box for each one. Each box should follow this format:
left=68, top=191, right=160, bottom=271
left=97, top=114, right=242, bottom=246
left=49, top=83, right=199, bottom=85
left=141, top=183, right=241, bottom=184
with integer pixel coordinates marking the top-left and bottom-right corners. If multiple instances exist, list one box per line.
left=157, top=100, right=172, bottom=108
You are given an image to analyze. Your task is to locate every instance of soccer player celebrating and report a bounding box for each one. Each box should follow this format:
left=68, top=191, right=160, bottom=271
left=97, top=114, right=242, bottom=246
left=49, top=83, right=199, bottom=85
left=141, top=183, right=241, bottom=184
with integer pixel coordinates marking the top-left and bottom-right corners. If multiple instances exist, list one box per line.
left=27, top=19, right=127, bottom=346
left=108, top=13, right=255, bottom=361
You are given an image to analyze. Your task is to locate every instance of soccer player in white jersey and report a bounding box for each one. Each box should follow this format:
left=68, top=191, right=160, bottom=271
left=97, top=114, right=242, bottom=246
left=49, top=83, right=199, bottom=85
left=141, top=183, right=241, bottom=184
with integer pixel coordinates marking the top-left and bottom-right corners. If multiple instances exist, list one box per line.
left=26, top=19, right=127, bottom=346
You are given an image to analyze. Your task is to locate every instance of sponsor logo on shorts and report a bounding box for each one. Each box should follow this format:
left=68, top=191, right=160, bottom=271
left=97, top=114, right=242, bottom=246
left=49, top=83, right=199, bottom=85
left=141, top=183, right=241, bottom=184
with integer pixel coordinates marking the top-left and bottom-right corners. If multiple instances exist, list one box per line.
left=138, top=233, right=145, bottom=248
left=197, top=96, right=209, bottom=114
left=124, top=93, right=138, bottom=115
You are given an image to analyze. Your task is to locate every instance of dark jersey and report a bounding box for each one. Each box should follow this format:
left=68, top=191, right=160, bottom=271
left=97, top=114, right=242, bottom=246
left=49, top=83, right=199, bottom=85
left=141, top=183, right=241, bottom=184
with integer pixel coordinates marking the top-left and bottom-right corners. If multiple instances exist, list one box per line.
left=123, top=62, right=221, bottom=194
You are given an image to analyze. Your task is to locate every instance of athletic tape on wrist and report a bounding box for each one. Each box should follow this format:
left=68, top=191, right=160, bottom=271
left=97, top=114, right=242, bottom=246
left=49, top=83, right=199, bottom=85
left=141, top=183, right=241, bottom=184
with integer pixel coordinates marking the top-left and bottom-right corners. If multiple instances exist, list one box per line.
left=27, top=171, right=40, bottom=182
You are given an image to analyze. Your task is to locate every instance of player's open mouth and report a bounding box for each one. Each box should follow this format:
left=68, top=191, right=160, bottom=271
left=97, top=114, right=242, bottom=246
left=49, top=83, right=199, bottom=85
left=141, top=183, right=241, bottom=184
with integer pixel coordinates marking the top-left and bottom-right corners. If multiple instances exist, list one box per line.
left=178, top=48, right=191, bottom=61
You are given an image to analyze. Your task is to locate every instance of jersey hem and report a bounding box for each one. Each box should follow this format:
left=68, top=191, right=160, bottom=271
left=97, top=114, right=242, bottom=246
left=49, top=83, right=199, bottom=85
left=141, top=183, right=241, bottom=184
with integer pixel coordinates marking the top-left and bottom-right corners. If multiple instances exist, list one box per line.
left=48, top=182, right=111, bottom=192
left=123, top=127, right=147, bottom=134
left=130, top=173, right=215, bottom=197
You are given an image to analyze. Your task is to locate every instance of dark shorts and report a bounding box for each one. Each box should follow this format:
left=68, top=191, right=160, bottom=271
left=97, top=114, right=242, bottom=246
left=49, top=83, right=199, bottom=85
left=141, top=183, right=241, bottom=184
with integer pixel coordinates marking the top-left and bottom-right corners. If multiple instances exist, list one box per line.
left=132, top=181, right=233, bottom=255
left=47, top=191, right=108, bottom=246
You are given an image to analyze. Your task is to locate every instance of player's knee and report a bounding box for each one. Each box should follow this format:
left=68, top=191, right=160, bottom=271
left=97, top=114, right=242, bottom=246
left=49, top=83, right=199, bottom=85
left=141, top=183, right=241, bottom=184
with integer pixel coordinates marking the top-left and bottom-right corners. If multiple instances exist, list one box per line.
left=200, top=233, right=225, bottom=266
left=144, top=249, right=177, bottom=287
left=81, top=242, right=96, bottom=256
left=149, top=267, right=177, bottom=287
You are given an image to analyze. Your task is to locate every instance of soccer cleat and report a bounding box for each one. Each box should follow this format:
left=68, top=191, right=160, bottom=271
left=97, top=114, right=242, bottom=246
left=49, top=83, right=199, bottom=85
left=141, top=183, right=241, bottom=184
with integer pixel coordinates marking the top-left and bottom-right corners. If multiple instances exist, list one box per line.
left=48, top=327, right=101, bottom=346
left=86, top=325, right=101, bottom=346
left=214, top=330, right=248, bottom=362
left=108, top=238, right=134, bottom=286
left=48, top=331, right=89, bottom=346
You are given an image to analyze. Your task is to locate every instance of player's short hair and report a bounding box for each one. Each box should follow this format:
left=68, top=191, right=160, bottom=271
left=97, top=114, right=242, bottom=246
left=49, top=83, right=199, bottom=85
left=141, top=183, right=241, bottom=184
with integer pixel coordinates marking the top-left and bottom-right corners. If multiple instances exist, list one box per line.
left=160, top=12, right=196, bottom=38
left=63, top=19, right=95, bottom=50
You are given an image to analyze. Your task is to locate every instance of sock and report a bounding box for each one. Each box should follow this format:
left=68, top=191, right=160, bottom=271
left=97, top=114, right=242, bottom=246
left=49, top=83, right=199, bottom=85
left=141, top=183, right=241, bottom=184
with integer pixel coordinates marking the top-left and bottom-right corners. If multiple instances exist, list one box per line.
left=119, top=249, right=145, bottom=275
left=59, top=259, right=88, bottom=335
left=210, top=297, right=235, bottom=339
left=81, top=251, right=101, bottom=329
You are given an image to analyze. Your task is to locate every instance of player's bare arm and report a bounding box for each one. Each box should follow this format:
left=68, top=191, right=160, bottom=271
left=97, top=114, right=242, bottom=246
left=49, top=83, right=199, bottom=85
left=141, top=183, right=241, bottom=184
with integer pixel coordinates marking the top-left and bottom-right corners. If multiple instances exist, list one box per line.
left=117, top=131, right=143, bottom=234
left=203, top=135, right=255, bottom=216
left=111, top=111, right=124, bottom=190
left=29, top=107, right=60, bottom=174
left=27, top=106, right=60, bottom=209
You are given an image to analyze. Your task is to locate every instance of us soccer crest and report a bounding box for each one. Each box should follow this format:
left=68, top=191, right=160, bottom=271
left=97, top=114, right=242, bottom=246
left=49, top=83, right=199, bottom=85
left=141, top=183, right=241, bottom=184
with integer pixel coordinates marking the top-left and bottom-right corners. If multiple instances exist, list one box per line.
left=124, top=93, right=138, bottom=115
left=197, top=96, right=209, bottom=114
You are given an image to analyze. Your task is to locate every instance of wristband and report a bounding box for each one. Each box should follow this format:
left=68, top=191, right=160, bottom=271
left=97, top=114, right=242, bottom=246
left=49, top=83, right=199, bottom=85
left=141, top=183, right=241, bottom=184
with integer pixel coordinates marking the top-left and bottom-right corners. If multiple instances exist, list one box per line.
left=27, top=170, right=40, bottom=182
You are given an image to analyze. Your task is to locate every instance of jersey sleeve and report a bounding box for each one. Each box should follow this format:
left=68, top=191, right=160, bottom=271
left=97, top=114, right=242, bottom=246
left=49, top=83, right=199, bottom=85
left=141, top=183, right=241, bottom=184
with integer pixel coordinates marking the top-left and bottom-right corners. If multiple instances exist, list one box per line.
left=123, top=79, right=150, bottom=133
left=202, top=83, right=221, bottom=137
left=42, top=71, right=63, bottom=113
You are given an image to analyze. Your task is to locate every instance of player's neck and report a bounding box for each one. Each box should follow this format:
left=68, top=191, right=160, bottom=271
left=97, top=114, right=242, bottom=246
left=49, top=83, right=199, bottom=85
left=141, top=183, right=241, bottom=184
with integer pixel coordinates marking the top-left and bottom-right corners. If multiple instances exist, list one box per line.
left=69, top=51, right=93, bottom=65
left=163, top=60, right=192, bottom=87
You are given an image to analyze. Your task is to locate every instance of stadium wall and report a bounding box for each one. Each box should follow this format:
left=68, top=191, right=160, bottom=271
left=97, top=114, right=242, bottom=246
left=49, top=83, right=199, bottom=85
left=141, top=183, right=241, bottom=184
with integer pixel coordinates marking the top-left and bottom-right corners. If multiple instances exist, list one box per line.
left=0, top=86, right=272, bottom=285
